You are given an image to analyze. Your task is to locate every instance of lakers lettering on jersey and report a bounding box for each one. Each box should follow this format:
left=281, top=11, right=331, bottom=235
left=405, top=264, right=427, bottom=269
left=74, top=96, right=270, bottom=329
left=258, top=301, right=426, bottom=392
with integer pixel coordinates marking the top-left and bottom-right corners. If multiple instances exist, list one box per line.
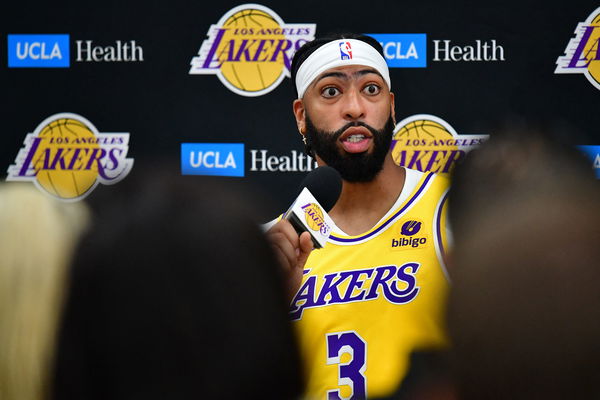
left=290, top=169, right=450, bottom=399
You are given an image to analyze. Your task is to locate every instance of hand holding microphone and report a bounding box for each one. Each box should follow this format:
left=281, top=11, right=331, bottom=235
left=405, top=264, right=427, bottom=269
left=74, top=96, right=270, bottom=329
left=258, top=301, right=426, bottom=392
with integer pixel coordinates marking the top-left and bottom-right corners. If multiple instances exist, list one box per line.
left=266, top=166, right=342, bottom=299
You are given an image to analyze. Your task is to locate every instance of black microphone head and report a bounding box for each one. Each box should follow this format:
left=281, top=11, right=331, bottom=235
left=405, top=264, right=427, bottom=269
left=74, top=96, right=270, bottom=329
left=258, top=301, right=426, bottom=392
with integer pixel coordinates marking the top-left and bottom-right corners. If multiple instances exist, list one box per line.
left=298, top=166, right=342, bottom=212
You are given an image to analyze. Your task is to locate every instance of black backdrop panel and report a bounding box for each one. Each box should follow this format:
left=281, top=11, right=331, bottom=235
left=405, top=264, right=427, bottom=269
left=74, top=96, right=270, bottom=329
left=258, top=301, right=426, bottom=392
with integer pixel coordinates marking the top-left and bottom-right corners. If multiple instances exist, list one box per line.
left=2, top=1, right=598, bottom=214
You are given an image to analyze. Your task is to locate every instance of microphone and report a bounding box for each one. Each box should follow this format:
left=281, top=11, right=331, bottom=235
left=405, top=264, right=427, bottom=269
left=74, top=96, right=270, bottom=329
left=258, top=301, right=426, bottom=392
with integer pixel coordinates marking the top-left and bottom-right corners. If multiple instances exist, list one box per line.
left=283, top=166, right=342, bottom=249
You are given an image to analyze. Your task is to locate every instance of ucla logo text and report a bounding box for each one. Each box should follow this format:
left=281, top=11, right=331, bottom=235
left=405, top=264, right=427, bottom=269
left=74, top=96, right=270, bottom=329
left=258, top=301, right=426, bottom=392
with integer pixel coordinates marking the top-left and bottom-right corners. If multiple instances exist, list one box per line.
left=290, top=263, right=421, bottom=320
left=367, top=33, right=426, bottom=68
left=181, top=143, right=244, bottom=177
left=189, top=4, right=316, bottom=96
left=6, top=113, right=133, bottom=201
left=8, top=34, right=70, bottom=68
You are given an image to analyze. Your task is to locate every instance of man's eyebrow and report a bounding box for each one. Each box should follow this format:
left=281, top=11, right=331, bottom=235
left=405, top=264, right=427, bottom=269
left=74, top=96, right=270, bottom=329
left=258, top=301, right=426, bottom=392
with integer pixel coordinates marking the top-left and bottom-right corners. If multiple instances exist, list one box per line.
left=312, top=68, right=384, bottom=87
left=313, top=71, right=347, bottom=85
left=356, top=68, right=383, bottom=80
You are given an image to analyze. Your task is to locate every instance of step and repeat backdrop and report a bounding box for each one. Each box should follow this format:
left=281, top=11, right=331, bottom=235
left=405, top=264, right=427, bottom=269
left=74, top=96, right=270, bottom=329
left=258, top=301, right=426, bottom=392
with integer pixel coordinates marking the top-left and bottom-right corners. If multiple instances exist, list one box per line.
left=2, top=1, right=599, bottom=214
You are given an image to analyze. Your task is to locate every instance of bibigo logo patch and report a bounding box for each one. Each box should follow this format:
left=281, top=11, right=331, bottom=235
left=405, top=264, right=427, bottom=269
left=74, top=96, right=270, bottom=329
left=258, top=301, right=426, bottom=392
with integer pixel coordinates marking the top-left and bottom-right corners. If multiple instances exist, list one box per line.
left=391, top=114, right=488, bottom=176
left=6, top=113, right=133, bottom=201
left=555, top=7, right=600, bottom=91
left=189, top=4, right=316, bottom=97
left=391, top=219, right=429, bottom=250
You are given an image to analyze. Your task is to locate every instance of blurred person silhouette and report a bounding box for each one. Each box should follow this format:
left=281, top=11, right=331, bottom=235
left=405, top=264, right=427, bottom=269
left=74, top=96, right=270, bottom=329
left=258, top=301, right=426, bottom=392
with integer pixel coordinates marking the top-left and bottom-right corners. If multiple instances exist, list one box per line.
left=0, top=183, right=89, bottom=400
left=374, top=350, right=457, bottom=400
left=447, top=130, right=600, bottom=399
left=51, top=168, right=303, bottom=400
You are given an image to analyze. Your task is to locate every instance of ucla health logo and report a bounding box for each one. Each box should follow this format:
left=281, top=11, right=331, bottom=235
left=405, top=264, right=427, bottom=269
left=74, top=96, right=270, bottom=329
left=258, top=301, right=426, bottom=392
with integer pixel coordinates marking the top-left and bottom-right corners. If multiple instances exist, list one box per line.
left=392, top=219, right=428, bottom=249
left=189, top=4, right=316, bottom=96
left=391, top=114, right=488, bottom=176
left=555, top=7, right=600, bottom=90
left=6, top=113, right=133, bottom=201
left=181, top=143, right=244, bottom=177
left=8, top=34, right=70, bottom=68
left=367, top=33, right=426, bottom=68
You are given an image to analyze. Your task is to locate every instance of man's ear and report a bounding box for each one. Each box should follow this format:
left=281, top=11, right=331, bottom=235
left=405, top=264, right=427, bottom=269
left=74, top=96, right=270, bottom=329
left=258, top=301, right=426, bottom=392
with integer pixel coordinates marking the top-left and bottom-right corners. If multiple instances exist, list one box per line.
left=293, top=99, right=306, bottom=135
left=390, top=92, right=396, bottom=125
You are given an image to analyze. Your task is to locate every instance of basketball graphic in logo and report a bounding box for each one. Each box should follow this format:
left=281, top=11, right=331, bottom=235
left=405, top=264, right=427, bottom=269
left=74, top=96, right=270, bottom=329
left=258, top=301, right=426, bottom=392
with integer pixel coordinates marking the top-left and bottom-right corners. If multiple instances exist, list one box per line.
left=189, top=4, right=316, bottom=97
left=555, top=7, right=600, bottom=90
left=32, top=118, right=101, bottom=198
left=391, top=114, right=488, bottom=176
left=7, top=113, right=134, bottom=201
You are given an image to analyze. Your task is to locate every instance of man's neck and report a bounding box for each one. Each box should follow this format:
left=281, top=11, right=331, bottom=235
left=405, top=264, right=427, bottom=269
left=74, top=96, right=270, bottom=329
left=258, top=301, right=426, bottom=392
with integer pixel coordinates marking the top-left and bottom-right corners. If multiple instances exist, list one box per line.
left=328, top=155, right=406, bottom=236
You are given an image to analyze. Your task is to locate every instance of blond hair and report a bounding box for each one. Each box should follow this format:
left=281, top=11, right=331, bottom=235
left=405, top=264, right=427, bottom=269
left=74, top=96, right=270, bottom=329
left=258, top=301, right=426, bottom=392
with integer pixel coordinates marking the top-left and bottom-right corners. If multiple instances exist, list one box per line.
left=0, top=184, right=89, bottom=400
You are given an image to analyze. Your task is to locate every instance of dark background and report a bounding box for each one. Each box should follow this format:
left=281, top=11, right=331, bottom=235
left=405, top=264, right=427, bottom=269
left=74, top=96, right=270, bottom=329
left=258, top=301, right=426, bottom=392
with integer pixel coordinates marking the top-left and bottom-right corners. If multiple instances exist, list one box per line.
left=2, top=0, right=598, bottom=216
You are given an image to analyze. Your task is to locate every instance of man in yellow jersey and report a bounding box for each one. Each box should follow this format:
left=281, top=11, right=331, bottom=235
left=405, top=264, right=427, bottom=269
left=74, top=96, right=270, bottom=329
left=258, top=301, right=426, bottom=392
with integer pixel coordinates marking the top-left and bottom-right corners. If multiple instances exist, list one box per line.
left=266, top=33, right=451, bottom=399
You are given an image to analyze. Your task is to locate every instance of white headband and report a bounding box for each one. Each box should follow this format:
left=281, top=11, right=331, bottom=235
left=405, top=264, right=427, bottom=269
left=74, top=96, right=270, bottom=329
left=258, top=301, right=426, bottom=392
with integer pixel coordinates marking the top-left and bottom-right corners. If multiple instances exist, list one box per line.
left=295, top=39, right=391, bottom=98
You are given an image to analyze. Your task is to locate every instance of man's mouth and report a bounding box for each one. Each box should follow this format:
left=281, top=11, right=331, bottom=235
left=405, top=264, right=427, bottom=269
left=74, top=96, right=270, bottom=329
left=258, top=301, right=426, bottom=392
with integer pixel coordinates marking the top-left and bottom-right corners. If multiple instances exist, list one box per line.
left=340, top=126, right=373, bottom=153
left=345, top=134, right=367, bottom=143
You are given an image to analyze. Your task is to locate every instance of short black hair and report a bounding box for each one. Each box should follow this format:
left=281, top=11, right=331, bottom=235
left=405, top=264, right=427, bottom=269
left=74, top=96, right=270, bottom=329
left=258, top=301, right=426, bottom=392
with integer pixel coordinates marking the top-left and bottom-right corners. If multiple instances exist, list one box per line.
left=290, top=33, right=385, bottom=98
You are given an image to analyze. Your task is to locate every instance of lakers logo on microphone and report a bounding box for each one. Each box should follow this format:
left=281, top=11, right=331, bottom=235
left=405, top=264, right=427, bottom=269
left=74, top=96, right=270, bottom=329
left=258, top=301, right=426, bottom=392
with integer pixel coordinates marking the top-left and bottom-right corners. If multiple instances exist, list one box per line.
left=6, top=113, right=133, bottom=201
left=189, top=4, right=316, bottom=97
left=301, top=202, right=331, bottom=235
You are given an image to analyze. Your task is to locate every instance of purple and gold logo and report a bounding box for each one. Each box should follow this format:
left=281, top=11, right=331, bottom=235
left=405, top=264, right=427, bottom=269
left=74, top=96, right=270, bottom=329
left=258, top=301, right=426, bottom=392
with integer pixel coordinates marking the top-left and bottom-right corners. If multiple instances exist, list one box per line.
left=555, top=7, right=600, bottom=91
left=301, top=202, right=330, bottom=235
left=391, top=114, right=488, bottom=176
left=6, top=113, right=133, bottom=201
left=189, top=4, right=316, bottom=97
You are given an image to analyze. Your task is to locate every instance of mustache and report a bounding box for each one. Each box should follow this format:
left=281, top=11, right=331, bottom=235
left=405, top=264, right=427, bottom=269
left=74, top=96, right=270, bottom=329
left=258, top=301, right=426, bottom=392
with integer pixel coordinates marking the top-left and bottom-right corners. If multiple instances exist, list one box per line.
left=330, top=121, right=380, bottom=141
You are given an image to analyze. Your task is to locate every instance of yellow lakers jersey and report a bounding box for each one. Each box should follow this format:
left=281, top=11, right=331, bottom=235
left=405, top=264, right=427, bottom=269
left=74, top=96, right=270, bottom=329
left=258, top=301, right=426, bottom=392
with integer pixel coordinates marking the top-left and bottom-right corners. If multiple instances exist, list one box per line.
left=290, top=171, right=450, bottom=399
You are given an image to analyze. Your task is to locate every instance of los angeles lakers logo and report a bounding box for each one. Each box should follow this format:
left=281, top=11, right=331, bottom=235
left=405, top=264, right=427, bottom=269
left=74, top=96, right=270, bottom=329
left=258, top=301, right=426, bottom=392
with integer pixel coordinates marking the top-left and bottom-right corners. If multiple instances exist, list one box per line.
left=6, top=113, right=133, bottom=201
left=189, top=4, right=316, bottom=97
left=555, top=7, right=600, bottom=91
left=391, top=114, right=488, bottom=176
left=301, top=202, right=330, bottom=235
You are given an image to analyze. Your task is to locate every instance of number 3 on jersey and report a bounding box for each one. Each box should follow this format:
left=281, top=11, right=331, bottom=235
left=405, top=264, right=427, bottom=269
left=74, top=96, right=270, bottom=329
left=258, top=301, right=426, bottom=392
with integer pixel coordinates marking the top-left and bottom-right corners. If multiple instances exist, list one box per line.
left=326, top=331, right=367, bottom=400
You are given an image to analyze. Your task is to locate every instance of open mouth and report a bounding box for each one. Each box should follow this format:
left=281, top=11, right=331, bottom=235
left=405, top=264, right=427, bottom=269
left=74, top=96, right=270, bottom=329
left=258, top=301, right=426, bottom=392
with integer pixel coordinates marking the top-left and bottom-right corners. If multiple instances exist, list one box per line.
left=339, top=126, right=373, bottom=153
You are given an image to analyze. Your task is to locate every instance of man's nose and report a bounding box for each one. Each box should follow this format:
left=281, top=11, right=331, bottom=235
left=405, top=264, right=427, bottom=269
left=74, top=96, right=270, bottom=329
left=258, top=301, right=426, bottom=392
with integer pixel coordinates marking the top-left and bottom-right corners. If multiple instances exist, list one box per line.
left=342, top=88, right=365, bottom=121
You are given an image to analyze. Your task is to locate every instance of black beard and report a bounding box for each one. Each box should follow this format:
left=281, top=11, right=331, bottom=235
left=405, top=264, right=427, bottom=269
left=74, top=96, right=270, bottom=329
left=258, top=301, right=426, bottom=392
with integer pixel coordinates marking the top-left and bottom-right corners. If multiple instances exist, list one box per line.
left=304, top=113, right=395, bottom=182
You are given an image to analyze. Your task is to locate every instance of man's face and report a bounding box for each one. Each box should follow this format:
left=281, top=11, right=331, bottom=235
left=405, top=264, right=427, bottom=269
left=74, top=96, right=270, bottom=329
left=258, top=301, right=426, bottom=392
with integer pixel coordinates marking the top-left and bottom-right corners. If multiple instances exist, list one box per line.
left=304, top=112, right=395, bottom=182
left=293, top=64, right=395, bottom=182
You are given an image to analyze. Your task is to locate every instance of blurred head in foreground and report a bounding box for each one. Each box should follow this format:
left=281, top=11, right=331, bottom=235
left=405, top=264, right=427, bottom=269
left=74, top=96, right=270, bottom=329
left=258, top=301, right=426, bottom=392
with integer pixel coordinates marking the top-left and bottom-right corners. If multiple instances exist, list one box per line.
left=52, top=169, right=303, bottom=400
left=0, top=183, right=89, bottom=400
left=448, top=131, right=600, bottom=399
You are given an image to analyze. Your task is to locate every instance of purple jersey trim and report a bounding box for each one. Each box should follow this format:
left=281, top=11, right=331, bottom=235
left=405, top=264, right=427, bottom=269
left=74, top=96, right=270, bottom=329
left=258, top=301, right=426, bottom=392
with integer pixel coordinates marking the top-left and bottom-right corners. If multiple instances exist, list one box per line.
left=329, top=172, right=435, bottom=244
left=436, top=190, right=449, bottom=259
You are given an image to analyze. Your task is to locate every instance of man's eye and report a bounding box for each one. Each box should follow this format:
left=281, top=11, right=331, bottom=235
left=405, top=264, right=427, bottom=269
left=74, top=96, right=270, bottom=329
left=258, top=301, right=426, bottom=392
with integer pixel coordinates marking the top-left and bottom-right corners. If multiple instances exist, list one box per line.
left=322, top=87, right=340, bottom=98
left=363, top=84, right=381, bottom=95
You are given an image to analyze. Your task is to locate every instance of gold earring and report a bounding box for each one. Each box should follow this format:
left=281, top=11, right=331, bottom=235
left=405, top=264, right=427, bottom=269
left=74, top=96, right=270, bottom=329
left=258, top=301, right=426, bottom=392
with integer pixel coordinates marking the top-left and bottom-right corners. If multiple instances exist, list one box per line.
left=302, top=135, right=308, bottom=145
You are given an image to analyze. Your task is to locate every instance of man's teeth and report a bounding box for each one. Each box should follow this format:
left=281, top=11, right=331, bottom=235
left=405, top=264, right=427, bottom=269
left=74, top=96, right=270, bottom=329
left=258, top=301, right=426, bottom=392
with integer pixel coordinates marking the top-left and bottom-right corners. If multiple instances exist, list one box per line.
left=345, top=134, right=366, bottom=143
